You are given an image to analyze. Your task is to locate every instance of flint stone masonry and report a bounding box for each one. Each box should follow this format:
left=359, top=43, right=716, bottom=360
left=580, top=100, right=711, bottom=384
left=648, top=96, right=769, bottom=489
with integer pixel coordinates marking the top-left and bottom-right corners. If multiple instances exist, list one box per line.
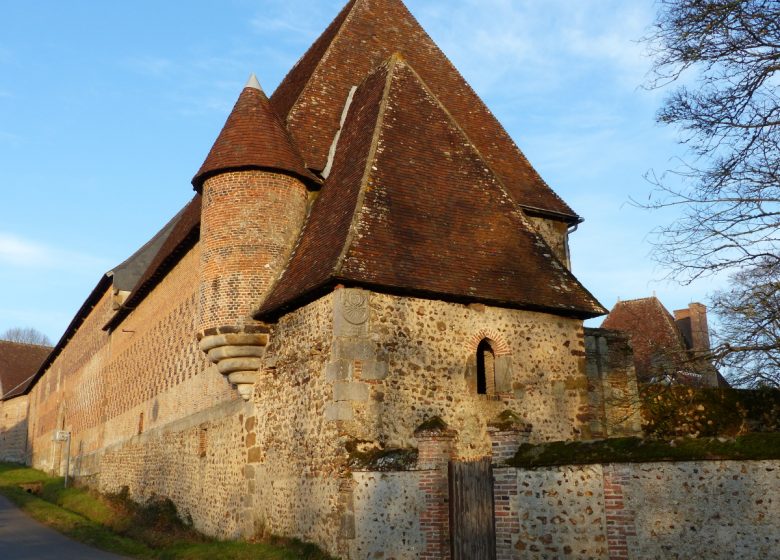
left=350, top=471, right=426, bottom=559
left=584, top=328, right=642, bottom=438
left=98, top=399, right=250, bottom=538
left=625, top=460, right=779, bottom=559
left=492, top=460, right=780, bottom=560
left=351, top=292, right=594, bottom=457
left=527, top=215, right=570, bottom=269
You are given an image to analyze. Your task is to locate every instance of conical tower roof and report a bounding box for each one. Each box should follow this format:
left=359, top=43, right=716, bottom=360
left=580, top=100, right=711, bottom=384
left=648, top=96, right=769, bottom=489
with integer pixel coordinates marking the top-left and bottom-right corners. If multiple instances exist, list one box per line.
left=270, top=0, right=577, bottom=220
left=192, top=74, right=318, bottom=191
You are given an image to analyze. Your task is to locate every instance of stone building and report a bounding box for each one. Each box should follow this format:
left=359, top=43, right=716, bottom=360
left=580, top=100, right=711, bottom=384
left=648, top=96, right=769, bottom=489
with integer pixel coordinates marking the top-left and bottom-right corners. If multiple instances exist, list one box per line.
left=601, top=297, right=727, bottom=387
left=0, top=340, right=50, bottom=462
left=0, top=0, right=644, bottom=557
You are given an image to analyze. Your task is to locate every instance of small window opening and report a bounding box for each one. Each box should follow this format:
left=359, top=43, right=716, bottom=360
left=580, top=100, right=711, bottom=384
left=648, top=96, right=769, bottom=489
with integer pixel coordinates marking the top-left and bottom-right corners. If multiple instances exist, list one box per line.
left=138, top=412, right=144, bottom=435
left=476, top=339, right=496, bottom=395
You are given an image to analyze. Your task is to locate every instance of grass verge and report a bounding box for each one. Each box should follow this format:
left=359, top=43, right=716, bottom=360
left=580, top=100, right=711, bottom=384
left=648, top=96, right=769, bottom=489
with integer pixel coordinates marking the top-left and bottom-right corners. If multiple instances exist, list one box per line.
left=0, top=463, right=333, bottom=559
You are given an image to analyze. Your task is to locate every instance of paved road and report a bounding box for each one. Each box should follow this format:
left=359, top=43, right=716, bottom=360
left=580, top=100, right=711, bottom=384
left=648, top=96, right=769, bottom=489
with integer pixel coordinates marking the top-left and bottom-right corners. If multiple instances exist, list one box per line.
left=0, top=494, right=130, bottom=559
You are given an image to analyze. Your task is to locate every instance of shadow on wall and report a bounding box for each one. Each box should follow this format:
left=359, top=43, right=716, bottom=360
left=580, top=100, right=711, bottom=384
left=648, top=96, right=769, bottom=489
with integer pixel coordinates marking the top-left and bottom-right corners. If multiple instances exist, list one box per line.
left=0, top=416, right=29, bottom=464
left=623, top=461, right=779, bottom=558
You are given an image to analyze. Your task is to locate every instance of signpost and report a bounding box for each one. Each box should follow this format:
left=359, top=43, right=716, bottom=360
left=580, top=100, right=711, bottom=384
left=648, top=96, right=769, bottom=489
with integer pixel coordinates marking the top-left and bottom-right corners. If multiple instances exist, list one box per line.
left=54, top=430, right=71, bottom=488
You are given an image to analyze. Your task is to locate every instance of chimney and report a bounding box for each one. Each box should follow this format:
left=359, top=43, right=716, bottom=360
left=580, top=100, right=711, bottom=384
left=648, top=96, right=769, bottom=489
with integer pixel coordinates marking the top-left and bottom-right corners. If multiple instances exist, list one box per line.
left=674, top=303, right=711, bottom=353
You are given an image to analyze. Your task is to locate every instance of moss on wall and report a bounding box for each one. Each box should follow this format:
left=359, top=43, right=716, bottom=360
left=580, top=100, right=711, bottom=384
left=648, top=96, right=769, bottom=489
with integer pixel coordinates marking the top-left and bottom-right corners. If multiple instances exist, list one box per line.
left=508, top=433, right=780, bottom=468
left=641, top=386, right=780, bottom=438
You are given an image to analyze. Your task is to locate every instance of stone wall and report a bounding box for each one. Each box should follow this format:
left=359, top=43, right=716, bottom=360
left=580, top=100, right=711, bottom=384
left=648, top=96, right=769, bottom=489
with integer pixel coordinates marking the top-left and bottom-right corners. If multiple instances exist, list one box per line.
left=527, top=216, right=570, bottom=269
left=584, top=328, right=642, bottom=438
left=0, top=395, right=28, bottom=463
left=247, top=293, right=345, bottom=553
left=350, top=471, right=426, bottom=559
left=97, top=399, right=250, bottom=538
left=493, top=460, right=779, bottom=560
left=353, top=291, right=593, bottom=455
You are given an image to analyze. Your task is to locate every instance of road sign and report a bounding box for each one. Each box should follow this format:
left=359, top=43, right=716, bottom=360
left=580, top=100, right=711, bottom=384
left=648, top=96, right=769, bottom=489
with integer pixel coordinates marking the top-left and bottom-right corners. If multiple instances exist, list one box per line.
left=54, top=430, right=70, bottom=442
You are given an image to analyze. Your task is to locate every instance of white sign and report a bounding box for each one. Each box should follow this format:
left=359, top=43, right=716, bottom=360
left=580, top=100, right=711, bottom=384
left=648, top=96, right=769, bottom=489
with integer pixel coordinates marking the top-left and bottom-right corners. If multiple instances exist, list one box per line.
left=54, top=430, right=70, bottom=442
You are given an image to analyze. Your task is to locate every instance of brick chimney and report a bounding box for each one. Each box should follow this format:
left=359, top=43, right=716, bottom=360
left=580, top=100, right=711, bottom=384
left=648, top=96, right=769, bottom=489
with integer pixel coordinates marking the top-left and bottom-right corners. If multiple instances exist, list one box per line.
left=673, top=302, right=711, bottom=353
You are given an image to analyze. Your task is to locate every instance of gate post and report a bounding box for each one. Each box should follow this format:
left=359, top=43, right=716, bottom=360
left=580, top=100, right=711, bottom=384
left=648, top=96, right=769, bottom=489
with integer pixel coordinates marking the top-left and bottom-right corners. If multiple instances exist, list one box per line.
left=416, top=420, right=456, bottom=560
left=488, top=414, right=530, bottom=559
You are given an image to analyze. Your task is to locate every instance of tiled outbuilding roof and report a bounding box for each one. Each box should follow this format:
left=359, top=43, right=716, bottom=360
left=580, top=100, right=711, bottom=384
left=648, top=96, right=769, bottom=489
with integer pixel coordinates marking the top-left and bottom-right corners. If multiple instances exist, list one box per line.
left=601, top=297, right=727, bottom=386
left=270, top=0, right=578, bottom=220
left=0, top=340, right=51, bottom=400
left=192, top=76, right=319, bottom=191
left=601, top=297, right=684, bottom=380
left=257, top=57, right=604, bottom=319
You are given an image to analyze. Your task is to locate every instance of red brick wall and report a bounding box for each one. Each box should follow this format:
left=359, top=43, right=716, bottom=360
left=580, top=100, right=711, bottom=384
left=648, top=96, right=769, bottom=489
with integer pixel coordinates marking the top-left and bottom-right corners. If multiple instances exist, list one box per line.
left=197, top=170, right=307, bottom=332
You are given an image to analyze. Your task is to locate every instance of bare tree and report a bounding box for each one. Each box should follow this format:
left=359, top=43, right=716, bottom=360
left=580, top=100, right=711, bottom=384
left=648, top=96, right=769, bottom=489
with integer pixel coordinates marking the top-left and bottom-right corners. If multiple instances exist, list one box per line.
left=1, top=327, right=52, bottom=346
left=710, top=260, right=780, bottom=387
left=641, top=0, right=780, bottom=283
left=641, top=0, right=780, bottom=386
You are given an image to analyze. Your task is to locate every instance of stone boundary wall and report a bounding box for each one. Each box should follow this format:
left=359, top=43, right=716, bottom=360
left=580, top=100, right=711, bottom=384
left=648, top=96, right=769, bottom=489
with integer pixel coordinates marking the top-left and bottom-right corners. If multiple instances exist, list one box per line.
left=494, top=459, right=779, bottom=560
left=96, top=399, right=252, bottom=538
left=345, top=455, right=779, bottom=559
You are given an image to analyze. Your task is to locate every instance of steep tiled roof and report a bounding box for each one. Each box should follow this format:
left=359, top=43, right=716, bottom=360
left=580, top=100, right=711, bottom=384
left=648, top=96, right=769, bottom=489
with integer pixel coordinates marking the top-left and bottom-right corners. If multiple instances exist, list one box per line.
left=0, top=340, right=51, bottom=400
left=270, top=0, right=577, bottom=220
left=257, top=57, right=604, bottom=319
left=192, top=77, right=319, bottom=191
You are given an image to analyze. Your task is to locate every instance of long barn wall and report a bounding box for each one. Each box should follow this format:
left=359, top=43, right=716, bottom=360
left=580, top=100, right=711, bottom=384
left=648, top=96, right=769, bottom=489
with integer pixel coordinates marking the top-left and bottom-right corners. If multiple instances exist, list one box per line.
left=25, top=244, right=238, bottom=480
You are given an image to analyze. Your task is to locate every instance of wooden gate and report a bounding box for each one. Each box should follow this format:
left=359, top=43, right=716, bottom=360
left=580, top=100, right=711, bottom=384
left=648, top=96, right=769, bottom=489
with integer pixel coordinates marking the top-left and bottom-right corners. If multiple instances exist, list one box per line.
left=449, top=457, right=496, bottom=559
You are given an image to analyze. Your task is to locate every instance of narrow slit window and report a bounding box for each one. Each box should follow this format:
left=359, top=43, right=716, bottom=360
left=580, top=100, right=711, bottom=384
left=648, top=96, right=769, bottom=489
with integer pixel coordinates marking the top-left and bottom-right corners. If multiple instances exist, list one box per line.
left=198, top=427, right=208, bottom=458
left=476, top=339, right=496, bottom=395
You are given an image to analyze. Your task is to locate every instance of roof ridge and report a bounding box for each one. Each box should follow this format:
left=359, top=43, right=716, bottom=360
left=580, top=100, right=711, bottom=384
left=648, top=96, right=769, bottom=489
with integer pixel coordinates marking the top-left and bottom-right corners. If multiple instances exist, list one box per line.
left=376, top=58, right=601, bottom=307
left=332, top=56, right=398, bottom=278
left=0, top=340, right=53, bottom=350
left=271, top=0, right=360, bottom=120
left=396, top=59, right=562, bottom=248
left=270, top=0, right=578, bottom=218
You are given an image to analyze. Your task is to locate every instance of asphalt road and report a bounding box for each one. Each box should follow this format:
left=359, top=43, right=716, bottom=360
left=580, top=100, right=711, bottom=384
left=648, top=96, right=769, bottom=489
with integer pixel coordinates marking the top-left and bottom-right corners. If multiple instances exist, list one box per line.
left=0, top=494, right=130, bottom=559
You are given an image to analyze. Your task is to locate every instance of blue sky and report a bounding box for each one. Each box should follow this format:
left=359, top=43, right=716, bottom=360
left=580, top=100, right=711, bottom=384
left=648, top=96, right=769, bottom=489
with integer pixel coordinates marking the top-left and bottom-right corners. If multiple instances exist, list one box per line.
left=0, top=0, right=725, bottom=343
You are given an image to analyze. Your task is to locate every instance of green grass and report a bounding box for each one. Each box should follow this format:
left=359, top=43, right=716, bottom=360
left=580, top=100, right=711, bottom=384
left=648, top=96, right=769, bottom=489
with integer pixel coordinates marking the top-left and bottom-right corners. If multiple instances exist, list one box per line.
left=0, top=463, right=334, bottom=559
left=508, top=432, right=780, bottom=468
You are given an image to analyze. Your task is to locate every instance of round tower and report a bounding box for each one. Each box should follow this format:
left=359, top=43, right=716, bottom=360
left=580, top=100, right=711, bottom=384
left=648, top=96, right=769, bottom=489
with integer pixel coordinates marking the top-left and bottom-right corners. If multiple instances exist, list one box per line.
left=192, top=74, right=318, bottom=398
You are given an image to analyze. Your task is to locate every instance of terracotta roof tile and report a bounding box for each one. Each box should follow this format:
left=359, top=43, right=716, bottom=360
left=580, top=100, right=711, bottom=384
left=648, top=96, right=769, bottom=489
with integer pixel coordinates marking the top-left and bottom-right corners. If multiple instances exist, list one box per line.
left=601, top=297, right=687, bottom=381
left=257, top=57, right=604, bottom=319
left=0, top=340, right=51, bottom=399
left=193, top=79, right=318, bottom=191
left=270, top=0, right=577, bottom=219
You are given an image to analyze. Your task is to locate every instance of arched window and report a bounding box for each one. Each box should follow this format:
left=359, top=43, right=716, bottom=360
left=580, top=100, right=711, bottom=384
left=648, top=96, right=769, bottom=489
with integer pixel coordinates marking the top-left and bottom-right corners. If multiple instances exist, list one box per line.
left=476, top=339, right=496, bottom=395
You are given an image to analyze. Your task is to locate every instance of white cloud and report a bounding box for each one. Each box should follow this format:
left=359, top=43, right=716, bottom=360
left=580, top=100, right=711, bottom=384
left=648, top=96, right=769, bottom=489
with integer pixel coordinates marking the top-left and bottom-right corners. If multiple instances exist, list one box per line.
left=0, top=233, right=109, bottom=271
left=419, top=0, right=654, bottom=97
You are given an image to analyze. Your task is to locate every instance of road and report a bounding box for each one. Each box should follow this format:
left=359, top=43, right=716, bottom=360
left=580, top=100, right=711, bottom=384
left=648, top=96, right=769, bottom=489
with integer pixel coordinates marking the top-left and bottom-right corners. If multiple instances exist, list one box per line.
left=0, top=494, right=130, bottom=559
